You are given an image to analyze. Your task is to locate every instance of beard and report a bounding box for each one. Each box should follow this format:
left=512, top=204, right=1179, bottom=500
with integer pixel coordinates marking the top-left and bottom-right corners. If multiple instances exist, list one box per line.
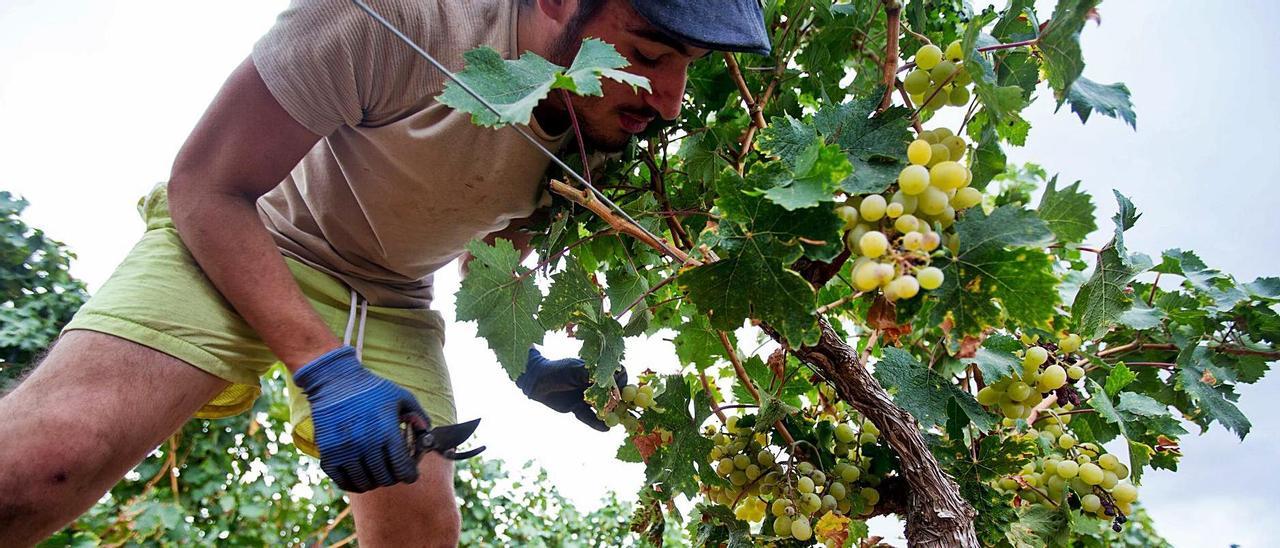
left=547, top=26, right=649, bottom=153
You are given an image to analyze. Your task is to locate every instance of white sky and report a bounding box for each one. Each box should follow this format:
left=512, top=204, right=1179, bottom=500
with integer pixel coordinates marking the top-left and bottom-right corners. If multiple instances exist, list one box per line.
left=2, top=1, right=1278, bottom=545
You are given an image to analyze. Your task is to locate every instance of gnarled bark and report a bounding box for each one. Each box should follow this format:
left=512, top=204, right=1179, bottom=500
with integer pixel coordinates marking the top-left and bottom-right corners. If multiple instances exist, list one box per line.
left=765, top=319, right=978, bottom=547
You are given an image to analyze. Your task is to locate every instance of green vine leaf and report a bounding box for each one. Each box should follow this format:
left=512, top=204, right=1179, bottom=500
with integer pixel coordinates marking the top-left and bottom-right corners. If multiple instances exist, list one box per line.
left=1036, top=177, right=1096, bottom=246
left=1038, top=0, right=1102, bottom=96
left=1063, top=76, right=1137, bottom=129
left=874, top=348, right=997, bottom=432
left=439, top=40, right=649, bottom=127
left=813, top=91, right=913, bottom=195
left=455, top=239, right=544, bottom=379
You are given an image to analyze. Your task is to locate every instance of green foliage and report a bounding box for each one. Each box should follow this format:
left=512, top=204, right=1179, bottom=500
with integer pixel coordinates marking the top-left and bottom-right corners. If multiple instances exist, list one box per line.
left=439, top=5, right=1269, bottom=546
left=0, top=192, right=88, bottom=383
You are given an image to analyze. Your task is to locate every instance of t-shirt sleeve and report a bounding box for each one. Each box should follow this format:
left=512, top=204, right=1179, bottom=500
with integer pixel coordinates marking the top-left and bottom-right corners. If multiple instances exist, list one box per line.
left=251, top=0, right=434, bottom=136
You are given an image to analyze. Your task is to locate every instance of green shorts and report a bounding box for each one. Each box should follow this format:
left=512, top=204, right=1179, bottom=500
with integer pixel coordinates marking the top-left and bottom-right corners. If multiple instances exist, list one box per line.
left=61, top=182, right=456, bottom=457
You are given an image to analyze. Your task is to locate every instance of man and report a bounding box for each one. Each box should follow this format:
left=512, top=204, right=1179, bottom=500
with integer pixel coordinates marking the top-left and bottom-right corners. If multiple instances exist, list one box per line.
left=0, top=0, right=768, bottom=544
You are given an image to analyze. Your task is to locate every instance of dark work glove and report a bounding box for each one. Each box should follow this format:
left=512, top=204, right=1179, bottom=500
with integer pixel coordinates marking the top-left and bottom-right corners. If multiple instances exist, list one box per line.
left=293, top=345, right=428, bottom=493
left=516, top=348, right=627, bottom=431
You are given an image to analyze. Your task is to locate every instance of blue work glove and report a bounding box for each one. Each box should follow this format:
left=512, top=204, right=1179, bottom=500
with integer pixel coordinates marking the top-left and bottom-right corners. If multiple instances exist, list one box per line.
left=293, top=345, right=427, bottom=493
left=515, top=348, right=627, bottom=431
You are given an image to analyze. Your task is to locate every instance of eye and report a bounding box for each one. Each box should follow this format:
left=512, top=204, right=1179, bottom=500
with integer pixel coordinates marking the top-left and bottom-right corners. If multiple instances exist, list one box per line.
left=634, top=50, right=661, bottom=66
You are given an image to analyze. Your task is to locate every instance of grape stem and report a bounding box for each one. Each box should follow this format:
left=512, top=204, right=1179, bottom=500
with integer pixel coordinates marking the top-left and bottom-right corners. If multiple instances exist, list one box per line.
left=878, top=0, right=902, bottom=112
left=620, top=272, right=678, bottom=316
left=723, top=52, right=767, bottom=130
left=717, top=330, right=799, bottom=448
left=1024, top=393, right=1058, bottom=425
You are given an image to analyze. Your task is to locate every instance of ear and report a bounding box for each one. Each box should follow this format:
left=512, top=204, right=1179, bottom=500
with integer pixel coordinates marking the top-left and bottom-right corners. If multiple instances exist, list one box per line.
left=537, top=0, right=576, bottom=24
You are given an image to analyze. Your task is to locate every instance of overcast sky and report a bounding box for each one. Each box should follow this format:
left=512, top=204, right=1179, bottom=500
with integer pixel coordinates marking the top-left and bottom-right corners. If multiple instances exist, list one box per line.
left=2, top=1, right=1277, bottom=545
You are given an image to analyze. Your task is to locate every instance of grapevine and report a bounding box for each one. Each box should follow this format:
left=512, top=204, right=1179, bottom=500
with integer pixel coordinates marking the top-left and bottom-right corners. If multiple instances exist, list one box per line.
left=445, top=1, right=1280, bottom=546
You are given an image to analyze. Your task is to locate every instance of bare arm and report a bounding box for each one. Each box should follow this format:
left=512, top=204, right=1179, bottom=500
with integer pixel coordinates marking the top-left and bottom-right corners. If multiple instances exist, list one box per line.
left=168, top=56, right=341, bottom=372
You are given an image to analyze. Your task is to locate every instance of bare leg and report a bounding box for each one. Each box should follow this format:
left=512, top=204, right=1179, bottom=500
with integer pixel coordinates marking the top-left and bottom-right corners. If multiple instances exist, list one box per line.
left=0, top=330, right=229, bottom=546
left=346, top=454, right=461, bottom=547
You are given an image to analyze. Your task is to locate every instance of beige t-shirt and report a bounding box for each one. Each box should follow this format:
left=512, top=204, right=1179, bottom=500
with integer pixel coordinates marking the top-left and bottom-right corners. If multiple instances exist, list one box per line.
left=251, top=0, right=567, bottom=308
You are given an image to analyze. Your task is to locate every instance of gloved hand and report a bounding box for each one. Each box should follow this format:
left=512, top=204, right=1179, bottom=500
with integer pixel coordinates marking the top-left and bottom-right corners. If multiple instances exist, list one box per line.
left=516, top=348, right=627, bottom=431
left=294, top=345, right=427, bottom=493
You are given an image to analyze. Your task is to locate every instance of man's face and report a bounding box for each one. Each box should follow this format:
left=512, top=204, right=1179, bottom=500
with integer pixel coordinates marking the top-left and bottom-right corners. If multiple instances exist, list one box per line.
left=548, top=0, right=710, bottom=152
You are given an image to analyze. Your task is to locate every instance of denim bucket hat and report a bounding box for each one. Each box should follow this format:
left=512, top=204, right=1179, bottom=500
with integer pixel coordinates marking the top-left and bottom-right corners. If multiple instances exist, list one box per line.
left=629, top=0, right=772, bottom=56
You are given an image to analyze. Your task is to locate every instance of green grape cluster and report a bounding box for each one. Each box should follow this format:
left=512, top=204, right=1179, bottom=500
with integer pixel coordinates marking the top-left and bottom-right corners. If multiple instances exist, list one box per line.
left=702, top=410, right=884, bottom=541
left=975, top=332, right=1085, bottom=423
left=903, top=40, right=972, bottom=112
left=837, top=127, right=982, bottom=301
left=596, top=382, right=657, bottom=432
left=997, top=442, right=1139, bottom=532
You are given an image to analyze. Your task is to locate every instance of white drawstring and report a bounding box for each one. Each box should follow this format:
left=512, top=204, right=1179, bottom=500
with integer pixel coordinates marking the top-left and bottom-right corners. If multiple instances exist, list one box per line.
left=343, top=288, right=369, bottom=362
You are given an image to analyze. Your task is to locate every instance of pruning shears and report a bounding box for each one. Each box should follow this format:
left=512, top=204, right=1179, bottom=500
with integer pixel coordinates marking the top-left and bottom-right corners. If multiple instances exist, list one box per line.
left=405, top=416, right=486, bottom=462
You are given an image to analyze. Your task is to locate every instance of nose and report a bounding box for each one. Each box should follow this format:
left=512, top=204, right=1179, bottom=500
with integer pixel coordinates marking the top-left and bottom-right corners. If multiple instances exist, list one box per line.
left=642, top=66, right=687, bottom=121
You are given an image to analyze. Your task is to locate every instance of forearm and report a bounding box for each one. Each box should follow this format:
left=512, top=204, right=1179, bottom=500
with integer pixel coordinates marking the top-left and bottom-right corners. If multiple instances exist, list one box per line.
left=169, top=185, right=341, bottom=371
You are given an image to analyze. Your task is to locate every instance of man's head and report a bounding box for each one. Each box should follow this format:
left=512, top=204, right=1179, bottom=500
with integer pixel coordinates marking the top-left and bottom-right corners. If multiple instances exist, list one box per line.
left=524, top=0, right=769, bottom=152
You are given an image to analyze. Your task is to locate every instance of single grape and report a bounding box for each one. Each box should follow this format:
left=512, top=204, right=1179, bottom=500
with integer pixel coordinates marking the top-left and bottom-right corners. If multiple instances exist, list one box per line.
left=800, top=492, right=822, bottom=514
left=841, top=464, right=861, bottom=483
left=638, top=385, right=655, bottom=398
left=1080, top=463, right=1105, bottom=485
left=1113, top=463, right=1130, bottom=480
left=923, top=89, right=948, bottom=110
left=1055, top=460, right=1079, bottom=479
left=1000, top=401, right=1025, bottom=419
left=928, top=143, right=951, bottom=167
left=902, top=231, right=924, bottom=251
left=1058, top=433, right=1076, bottom=449
left=811, top=470, right=827, bottom=486
left=603, top=412, right=620, bottom=427
left=860, top=430, right=879, bottom=445
left=1059, top=333, right=1083, bottom=353
left=791, top=516, right=813, bottom=541
left=932, top=127, right=955, bottom=140
left=621, top=384, right=638, bottom=403
left=945, top=40, right=963, bottom=61
left=1081, top=493, right=1102, bottom=513
left=729, top=471, right=747, bottom=486
left=1098, top=454, right=1119, bottom=470
left=773, top=515, right=792, bottom=536
left=930, top=161, right=967, bottom=190
left=829, top=482, right=848, bottom=500
left=745, top=464, right=762, bottom=481
left=890, top=190, right=919, bottom=213
left=948, top=85, right=970, bottom=107
left=733, top=454, right=750, bottom=470
left=885, top=202, right=905, bottom=219
left=919, top=187, right=949, bottom=216
left=716, top=457, right=734, bottom=476
left=891, top=275, right=921, bottom=300
left=904, top=68, right=932, bottom=96
left=951, top=187, right=982, bottom=210
left=1024, top=346, right=1049, bottom=368
left=976, top=385, right=1002, bottom=406
left=853, top=261, right=883, bottom=291
left=859, top=231, right=890, bottom=258
left=1038, top=365, right=1068, bottom=392
left=907, top=138, right=932, bottom=165
left=835, top=423, right=856, bottom=444
left=919, top=129, right=938, bottom=143
left=942, top=135, right=967, bottom=160
left=923, top=231, right=942, bottom=252
left=633, top=392, right=654, bottom=408
left=916, top=266, right=944, bottom=290
left=821, top=494, right=838, bottom=511
left=1101, top=470, right=1119, bottom=489
left=894, top=214, right=920, bottom=234
left=930, top=60, right=958, bottom=83
left=860, top=194, right=888, bottom=222
left=797, top=476, right=815, bottom=494
left=915, top=44, right=943, bottom=70
left=899, top=164, right=930, bottom=195
left=835, top=205, right=860, bottom=228
left=771, top=497, right=792, bottom=517
left=758, top=449, right=775, bottom=467
left=1007, top=381, right=1033, bottom=402
left=861, top=487, right=880, bottom=505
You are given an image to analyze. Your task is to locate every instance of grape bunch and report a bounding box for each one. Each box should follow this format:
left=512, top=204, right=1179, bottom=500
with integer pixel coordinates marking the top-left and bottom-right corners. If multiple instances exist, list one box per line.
left=837, top=127, right=981, bottom=302
left=997, top=441, right=1140, bottom=532
left=975, top=332, right=1086, bottom=423
left=702, top=410, right=884, bottom=541
left=903, top=40, right=972, bottom=112
left=596, top=382, right=657, bottom=432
